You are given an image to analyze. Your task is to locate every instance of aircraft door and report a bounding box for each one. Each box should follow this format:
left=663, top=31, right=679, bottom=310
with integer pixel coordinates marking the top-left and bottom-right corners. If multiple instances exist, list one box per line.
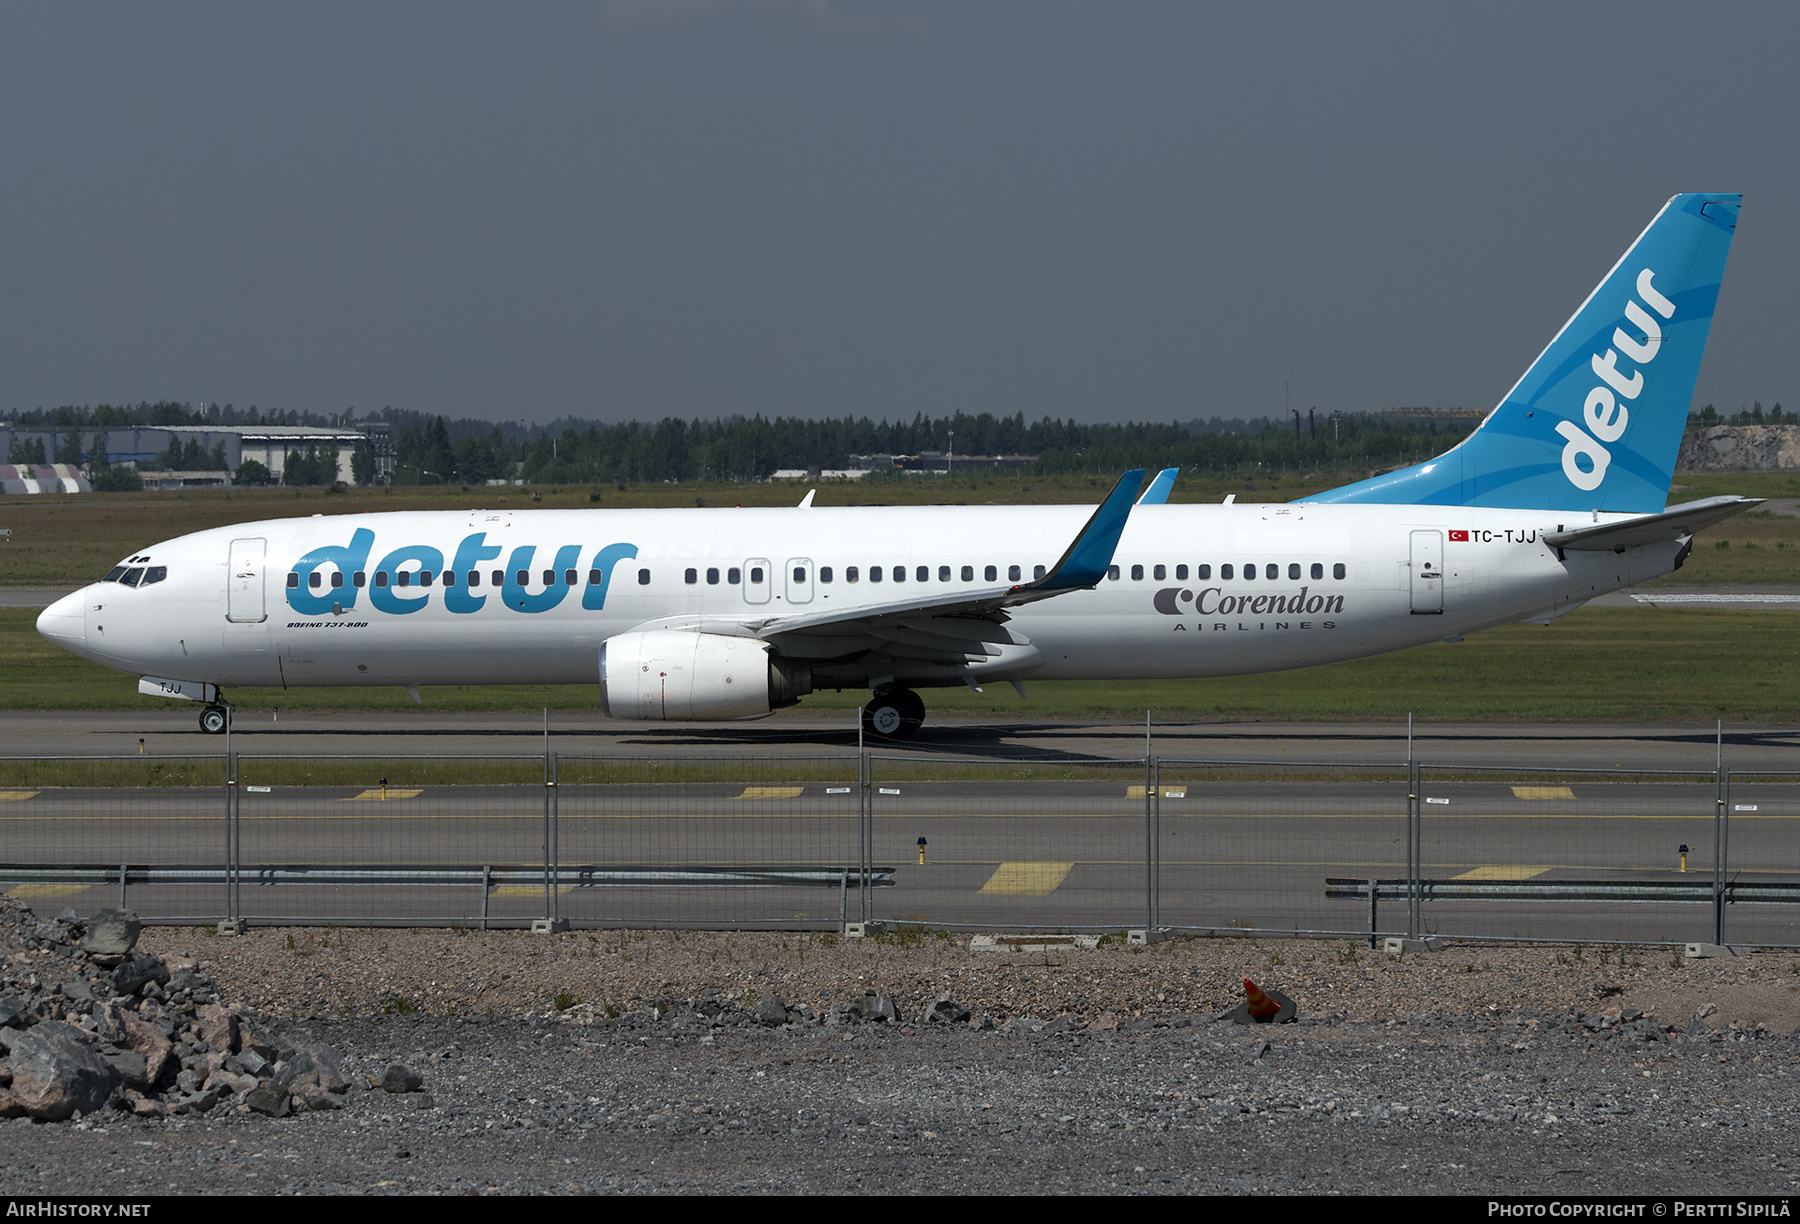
left=785, top=557, right=814, bottom=605
left=743, top=558, right=771, bottom=605
left=1409, top=530, right=1443, bottom=614
left=227, top=538, right=267, bottom=623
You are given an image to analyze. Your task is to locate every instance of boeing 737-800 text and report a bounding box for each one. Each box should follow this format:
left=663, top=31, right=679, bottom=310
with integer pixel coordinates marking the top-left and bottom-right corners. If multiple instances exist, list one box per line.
left=36, top=193, right=1754, bottom=738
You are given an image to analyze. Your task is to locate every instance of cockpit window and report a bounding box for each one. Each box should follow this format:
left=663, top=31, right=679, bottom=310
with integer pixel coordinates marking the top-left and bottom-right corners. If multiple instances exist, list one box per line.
left=104, top=567, right=127, bottom=583
left=120, top=567, right=146, bottom=587
left=141, top=567, right=167, bottom=586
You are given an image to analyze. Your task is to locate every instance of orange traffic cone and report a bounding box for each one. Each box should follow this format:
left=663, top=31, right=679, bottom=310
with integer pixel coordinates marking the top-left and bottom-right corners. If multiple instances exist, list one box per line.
left=1244, top=978, right=1282, bottom=1020
left=1224, top=976, right=1297, bottom=1025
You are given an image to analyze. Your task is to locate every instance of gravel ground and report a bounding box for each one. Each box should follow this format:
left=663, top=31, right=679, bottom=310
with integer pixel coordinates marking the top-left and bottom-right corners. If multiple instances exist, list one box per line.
left=6, top=921, right=1800, bottom=1195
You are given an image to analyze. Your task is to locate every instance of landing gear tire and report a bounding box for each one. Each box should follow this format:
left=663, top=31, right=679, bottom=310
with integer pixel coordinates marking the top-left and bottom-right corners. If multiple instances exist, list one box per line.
left=863, top=687, right=924, bottom=740
left=198, top=705, right=229, bottom=735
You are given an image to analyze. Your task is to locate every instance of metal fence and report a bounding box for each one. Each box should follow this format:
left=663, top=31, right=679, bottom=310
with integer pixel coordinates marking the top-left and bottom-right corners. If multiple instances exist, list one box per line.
left=1, top=748, right=1795, bottom=947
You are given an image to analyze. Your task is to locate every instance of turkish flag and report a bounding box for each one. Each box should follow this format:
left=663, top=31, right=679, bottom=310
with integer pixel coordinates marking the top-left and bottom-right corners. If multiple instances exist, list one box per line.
left=1448, top=530, right=1469, bottom=542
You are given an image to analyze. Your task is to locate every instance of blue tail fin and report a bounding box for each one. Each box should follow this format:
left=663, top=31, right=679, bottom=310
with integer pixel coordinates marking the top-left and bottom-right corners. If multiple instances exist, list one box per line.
left=1313, top=193, right=1740, bottom=514
left=1137, top=467, right=1178, bottom=504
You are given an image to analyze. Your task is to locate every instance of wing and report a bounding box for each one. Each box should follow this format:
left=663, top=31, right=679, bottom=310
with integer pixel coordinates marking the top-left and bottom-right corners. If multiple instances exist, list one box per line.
left=625, top=468, right=1147, bottom=669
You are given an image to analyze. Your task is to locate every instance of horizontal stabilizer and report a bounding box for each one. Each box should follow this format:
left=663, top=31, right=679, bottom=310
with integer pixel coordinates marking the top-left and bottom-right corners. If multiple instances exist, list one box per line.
left=1543, top=496, right=1763, bottom=551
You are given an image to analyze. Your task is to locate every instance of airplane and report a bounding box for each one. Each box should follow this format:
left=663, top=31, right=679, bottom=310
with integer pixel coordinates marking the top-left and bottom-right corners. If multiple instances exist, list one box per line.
left=37, top=192, right=1754, bottom=740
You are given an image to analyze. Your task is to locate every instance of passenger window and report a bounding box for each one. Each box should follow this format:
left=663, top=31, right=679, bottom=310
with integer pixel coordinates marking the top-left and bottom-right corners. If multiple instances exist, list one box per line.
left=937, top=566, right=950, bottom=582
left=1311, top=563, right=1323, bottom=580
left=1333, top=562, right=1346, bottom=580
left=1221, top=564, right=1233, bottom=579
left=516, top=570, right=529, bottom=586
left=397, top=572, right=411, bottom=588
left=375, top=572, right=389, bottom=588
left=685, top=568, right=698, bottom=585
left=1153, top=564, right=1165, bottom=581
left=1196, top=564, right=1209, bottom=579
left=143, top=567, right=167, bottom=585
left=893, top=566, right=905, bottom=583
left=565, top=569, right=578, bottom=587
left=846, top=566, right=859, bottom=583
left=1243, top=563, right=1256, bottom=581
left=420, top=572, right=434, bottom=587
left=465, top=572, right=477, bottom=587
left=1033, top=564, right=1046, bottom=580
left=869, top=566, right=882, bottom=583
left=286, top=573, right=299, bottom=589
left=1009, top=565, right=1021, bottom=582
left=1267, top=564, right=1279, bottom=580
left=308, top=572, right=322, bottom=590
left=442, top=572, right=456, bottom=588
left=962, top=565, right=974, bottom=582
left=329, top=571, right=343, bottom=588
left=1131, top=565, right=1144, bottom=581
left=541, top=569, right=554, bottom=586
left=1175, top=565, right=1188, bottom=580
left=749, top=566, right=764, bottom=584
left=707, top=568, right=720, bottom=585
left=1288, top=563, right=1301, bottom=580
left=984, top=565, right=996, bottom=582
left=637, top=569, right=651, bottom=585
left=1108, top=565, right=1120, bottom=581
left=728, top=567, right=741, bottom=584
left=586, top=570, right=601, bottom=585
left=794, top=567, right=807, bottom=584
left=820, top=567, right=833, bottom=583
left=916, top=566, right=929, bottom=582
left=354, top=572, right=367, bottom=588
left=492, top=571, right=505, bottom=587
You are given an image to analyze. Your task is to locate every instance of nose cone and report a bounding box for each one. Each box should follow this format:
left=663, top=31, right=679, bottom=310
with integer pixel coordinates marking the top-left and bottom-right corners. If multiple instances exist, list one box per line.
left=36, top=589, right=88, bottom=657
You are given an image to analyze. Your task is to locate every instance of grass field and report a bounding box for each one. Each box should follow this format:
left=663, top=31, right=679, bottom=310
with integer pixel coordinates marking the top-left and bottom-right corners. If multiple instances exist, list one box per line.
left=4, top=605, right=1793, bottom=723
left=3, top=468, right=1797, bottom=588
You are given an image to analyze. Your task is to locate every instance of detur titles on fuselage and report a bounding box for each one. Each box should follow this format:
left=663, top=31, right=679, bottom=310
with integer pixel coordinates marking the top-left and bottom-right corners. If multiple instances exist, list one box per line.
left=36, top=193, right=1755, bottom=738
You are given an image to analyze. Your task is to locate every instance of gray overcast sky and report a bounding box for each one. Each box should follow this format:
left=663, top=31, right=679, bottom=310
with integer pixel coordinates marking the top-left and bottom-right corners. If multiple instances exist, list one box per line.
left=2, top=1, right=1795, bottom=426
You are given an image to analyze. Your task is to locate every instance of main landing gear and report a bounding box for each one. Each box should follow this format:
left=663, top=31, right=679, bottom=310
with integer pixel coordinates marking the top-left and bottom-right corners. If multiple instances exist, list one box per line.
left=198, top=704, right=230, bottom=735
left=862, top=687, right=924, bottom=740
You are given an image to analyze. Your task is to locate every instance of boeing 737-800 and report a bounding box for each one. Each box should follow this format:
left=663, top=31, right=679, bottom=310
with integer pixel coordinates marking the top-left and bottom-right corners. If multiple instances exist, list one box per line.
left=36, top=193, right=1754, bottom=738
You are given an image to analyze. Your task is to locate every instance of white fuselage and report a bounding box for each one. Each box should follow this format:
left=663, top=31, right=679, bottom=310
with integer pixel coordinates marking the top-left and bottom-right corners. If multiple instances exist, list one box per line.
left=38, top=501, right=1673, bottom=697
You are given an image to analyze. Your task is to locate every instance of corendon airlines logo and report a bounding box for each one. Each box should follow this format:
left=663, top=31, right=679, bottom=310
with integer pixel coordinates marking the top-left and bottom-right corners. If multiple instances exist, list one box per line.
left=1556, top=268, right=1676, bottom=492
left=1152, top=586, right=1344, bottom=618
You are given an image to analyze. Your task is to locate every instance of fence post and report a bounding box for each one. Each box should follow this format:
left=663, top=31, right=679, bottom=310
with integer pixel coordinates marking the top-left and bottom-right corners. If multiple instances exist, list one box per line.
left=1152, top=756, right=1162, bottom=930
left=550, top=751, right=560, bottom=925
left=542, top=747, right=553, bottom=923
left=859, top=715, right=871, bottom=925
left=1715, top=764, right=1728, bottom=946
left=1367, top=878, right=1378, bottom=949
left=1407, top=761, right=1420, bottom=940
left=1144, top=746, right=1154, bottom=932
left=226, top=751, right=238, bottom=922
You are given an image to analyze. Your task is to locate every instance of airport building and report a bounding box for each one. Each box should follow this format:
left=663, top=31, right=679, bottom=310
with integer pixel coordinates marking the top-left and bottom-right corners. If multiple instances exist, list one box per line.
left=0, top=423, right=383, bottom=489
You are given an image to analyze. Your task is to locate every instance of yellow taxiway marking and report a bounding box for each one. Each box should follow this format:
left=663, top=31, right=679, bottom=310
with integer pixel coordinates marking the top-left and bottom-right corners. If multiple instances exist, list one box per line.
left=1454, top=865, right=1553, bottom=881
left=1512, top=786, right=1575, bottom=800
left=490, top=884, right=573, bottom=898
left=0, top=792, right=39, bottom=802
left=979, top=861, right=1075, bottom=896
left=737, top=786, right=804, bottom=799
left=7, top=884, right=89, bottom=898
left=1125, top=786, right=1187, bottom=799
left=340, top=788, right=424, bottom=801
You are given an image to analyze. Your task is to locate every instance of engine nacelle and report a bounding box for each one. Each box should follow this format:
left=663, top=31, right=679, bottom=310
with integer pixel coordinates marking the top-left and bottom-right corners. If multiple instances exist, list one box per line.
left=598, top=630, right=809, bottom=721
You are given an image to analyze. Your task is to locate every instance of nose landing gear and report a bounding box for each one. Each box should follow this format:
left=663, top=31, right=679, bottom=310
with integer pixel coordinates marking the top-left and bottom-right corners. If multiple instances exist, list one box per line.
left=862, top=687, right=924, bottom=740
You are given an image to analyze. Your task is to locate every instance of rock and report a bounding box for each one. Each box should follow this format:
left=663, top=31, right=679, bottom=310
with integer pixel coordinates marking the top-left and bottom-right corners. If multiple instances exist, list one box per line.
left=921, top=995, right=970, bottom=1025
left=111, top=955, right=170, bottom=998
left=0, top=1022, right=122, bottom=1120
left=243, top=1083, right=291, bottom=1117
left=195, top=1004, right=239, bottom=1054
left=851, top=994, right=897, bottom=1023
left=117, top=1012, right=175, bottom=1088
left=381, top=1063, right=425, bottom=1094
left=80, top=909, right=141, bottom=957
left=103, top=1050, right=150, bottom=1089
left=752, top=996, right=789, bottom=1026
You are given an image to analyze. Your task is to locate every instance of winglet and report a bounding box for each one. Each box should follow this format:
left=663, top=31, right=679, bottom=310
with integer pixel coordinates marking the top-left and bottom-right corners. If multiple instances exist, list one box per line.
left=1022, top=468, right=1146, bottom=593
left=798, top=489, right=816, bottom=509
left=1136, top=467, right=1178, bottom=504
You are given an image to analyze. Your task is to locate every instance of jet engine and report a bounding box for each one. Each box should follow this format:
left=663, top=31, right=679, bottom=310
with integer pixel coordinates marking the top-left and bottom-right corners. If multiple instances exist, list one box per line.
left=598, top=629, right=811, bottom=721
